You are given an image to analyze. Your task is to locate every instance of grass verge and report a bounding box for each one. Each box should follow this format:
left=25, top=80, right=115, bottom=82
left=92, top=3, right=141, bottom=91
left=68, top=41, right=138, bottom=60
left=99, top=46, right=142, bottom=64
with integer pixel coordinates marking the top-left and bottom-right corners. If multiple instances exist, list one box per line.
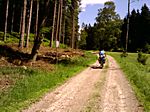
left=0, top=51, right=97, bottom=112
left=108, top=52, right=150, bottom=112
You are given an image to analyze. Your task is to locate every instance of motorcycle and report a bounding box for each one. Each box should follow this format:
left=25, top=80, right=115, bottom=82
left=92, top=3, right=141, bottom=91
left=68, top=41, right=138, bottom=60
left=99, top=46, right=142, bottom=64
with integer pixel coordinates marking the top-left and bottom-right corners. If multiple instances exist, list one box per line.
left=98, top=55, right=105, bottom=68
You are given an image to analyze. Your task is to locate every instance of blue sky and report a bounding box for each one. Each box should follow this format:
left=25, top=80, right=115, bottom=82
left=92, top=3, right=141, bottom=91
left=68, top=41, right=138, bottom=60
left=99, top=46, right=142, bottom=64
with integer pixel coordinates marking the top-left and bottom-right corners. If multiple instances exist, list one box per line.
left=79, top=0, right=150, bottom=27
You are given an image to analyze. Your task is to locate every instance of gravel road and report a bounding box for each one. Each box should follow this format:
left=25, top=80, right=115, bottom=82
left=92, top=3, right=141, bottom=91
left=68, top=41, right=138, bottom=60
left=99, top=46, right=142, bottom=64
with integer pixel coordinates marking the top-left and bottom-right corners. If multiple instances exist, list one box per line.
left=23, top=56, right=143, bottom=112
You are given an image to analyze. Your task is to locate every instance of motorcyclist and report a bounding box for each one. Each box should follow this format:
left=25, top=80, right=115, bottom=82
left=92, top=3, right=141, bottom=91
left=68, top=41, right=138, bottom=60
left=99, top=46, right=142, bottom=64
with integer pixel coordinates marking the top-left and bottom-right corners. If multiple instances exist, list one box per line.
left=98, top=49, right=106, bottom=66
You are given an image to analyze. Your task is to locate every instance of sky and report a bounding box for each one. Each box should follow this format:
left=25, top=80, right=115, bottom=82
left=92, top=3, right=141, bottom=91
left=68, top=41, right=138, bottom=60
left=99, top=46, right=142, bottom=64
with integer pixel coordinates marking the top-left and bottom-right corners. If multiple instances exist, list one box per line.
left=79, top=0, right=150, bottom=27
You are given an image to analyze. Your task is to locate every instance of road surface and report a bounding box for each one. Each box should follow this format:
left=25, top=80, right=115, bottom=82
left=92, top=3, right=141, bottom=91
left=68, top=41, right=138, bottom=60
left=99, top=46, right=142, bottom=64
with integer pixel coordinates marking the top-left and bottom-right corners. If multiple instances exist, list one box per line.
left=23, top=56, right=143, bottom=112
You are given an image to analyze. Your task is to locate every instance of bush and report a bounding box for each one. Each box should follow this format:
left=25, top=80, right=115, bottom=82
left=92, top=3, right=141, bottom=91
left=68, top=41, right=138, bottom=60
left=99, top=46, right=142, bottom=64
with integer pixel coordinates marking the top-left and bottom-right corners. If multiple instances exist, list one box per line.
left=120, top=51, right=128, bottom=57
left=144, top=43, right=150, bottom=54
left=137, top=52, right=148, bottom=65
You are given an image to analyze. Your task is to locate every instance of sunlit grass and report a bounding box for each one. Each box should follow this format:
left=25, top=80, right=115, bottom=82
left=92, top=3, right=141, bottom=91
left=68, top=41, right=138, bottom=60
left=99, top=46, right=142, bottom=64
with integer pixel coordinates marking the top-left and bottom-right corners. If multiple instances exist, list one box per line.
left=108, top=52, right=150, bottom=111
left=0, top=51, right=97, bottom=112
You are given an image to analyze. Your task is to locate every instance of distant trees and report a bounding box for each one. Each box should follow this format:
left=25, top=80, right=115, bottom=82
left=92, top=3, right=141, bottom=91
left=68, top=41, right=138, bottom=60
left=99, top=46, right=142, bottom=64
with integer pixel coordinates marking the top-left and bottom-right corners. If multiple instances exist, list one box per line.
left=79, top=2, right=150, bottom=53
left=121, top=4, right=150, bottom=53
left=79, top=1, right=122, bottom=51
left=1, top=0, right=150, bottom=62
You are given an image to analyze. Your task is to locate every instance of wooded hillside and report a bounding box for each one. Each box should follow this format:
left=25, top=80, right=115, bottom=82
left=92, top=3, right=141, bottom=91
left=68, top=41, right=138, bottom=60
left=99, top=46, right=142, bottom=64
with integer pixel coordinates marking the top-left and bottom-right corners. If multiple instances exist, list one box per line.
left=0, top=0, right=81, bottom=61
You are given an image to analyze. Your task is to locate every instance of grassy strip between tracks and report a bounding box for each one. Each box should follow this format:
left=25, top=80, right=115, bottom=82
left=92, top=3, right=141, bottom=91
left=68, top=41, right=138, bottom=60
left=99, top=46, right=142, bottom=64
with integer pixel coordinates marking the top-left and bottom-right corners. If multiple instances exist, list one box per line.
left=0, top=51, right=97, bottom=112
left=108, top=52, right=150, bottom=112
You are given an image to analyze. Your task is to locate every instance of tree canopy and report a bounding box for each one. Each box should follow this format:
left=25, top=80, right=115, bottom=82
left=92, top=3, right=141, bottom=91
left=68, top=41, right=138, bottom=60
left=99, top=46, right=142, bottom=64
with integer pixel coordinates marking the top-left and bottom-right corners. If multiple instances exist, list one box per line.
left=79, top=1, right=122, bottom=51
left=121, top=4, right=150, bottom=53
left=79, top=2, right=150, bottom=53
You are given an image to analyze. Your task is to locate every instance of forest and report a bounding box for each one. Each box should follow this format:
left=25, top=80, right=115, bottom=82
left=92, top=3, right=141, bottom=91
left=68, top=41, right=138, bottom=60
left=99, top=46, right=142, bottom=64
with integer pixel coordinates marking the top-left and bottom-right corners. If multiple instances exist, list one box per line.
left=0, top=0, right=81, bottom=62
left=0, top=0, right=150, bottom=111
left=0, top=0, right=150, bottom=61
left=79, top=1, right=150, bottom=53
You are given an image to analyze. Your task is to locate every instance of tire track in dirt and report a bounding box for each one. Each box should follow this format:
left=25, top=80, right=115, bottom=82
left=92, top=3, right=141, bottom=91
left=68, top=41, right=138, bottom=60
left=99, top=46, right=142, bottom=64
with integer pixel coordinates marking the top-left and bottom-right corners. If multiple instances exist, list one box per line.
left=23, top=55, right=143, bottom=112
left=23, top=60, right=103, bottom=112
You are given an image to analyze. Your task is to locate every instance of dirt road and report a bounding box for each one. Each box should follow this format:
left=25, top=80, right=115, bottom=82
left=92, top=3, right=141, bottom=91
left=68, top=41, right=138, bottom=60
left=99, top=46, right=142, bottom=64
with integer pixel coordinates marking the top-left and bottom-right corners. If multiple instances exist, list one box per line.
left=99, top=56, right=143, bottom=112
left=23, top=56, right=143, bottom=112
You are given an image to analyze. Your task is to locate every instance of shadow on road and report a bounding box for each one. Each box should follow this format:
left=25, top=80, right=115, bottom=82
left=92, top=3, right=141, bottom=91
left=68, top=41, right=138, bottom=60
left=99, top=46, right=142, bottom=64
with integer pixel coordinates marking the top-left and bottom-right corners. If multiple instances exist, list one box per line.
left=90, top=65, right=102, bottom=69
left=90, top=65, right=122, bottom=70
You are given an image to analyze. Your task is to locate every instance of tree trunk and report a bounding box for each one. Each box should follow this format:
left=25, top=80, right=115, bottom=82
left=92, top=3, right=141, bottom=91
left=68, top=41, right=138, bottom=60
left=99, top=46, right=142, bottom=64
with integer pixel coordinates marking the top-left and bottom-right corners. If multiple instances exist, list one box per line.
left=19, top=0, right=27, bottom=49
left=19, top=7, right=23, bottom=33
left=3, top=0, right=9, bottom=41
left=62, top=6, right=66, bottom=45
left=35, top=0, right=39, bottom=37
left=71, top=10, right=75, bottom=49
left=58, top=0, right=63, bottom=42
left=31, top=0, right=50, bottom=61
left=126, top=0, right=130, bottom=52
left=25, top=0, right=33, bottom=48
left=11, top=0, right=15, bottom=33
left=50, top=0, right=57, bottom=47
left=55, top=0, right=61, bottom=47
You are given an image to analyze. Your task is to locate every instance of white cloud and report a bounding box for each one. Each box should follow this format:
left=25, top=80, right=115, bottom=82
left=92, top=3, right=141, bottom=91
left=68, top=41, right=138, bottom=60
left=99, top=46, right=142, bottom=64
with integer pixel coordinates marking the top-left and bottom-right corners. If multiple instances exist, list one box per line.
left=80, top=0, right=113, bottom=11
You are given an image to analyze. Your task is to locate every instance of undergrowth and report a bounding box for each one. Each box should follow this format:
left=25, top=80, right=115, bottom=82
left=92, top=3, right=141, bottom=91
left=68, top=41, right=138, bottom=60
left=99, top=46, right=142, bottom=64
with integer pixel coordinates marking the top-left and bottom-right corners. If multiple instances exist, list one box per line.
left=0, top=31, right=69, bottom=49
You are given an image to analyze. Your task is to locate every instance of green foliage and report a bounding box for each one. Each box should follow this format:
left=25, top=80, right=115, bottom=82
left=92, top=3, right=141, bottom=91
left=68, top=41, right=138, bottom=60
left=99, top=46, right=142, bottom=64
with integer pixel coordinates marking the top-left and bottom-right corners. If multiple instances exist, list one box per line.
left=37, top=38, right=69, bottom=48
left=0, top=32, right=4, bottom=40
left=0, top=51, right=96, bottom=112
left=10, top=32, right=20, bottom=39
left=40, top=27, right=51, bottom=34
left=121, top=4, right=150, bottom=52
left=120, top=51, right=128, bottom=57
left=137, top=52, right=148, bottom=65
left=80, top=1, right=122, bottom=50
left=66, top=0, right=71, bottom=5
left=59, top=44, right=68, bottom=49
left=64, top=0, right=80, bottom=47
left=78, top=29, right=87, bottom=49
left=109, top=52, right=150, bottom=111
left=144, top=43, right=150, bottom=53
left=0, top=32, right=19, bottom=43
left=42, top=38, right=50, bottom=46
